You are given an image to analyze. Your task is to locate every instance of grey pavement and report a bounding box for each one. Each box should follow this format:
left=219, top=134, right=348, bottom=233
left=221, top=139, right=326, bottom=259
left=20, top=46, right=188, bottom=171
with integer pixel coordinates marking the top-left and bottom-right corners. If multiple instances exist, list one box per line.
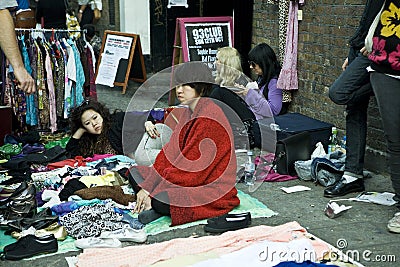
left=4, top=80, right=400, bottom=267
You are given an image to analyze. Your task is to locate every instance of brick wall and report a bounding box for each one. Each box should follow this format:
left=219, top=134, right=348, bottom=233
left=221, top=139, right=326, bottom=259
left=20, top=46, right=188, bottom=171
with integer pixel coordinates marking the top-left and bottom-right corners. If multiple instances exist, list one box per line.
left=253, top=0, right=387, bottom=172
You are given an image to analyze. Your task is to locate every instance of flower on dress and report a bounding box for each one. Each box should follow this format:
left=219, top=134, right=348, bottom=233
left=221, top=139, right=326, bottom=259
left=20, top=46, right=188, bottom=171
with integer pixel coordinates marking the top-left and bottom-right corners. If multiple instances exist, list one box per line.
left=369, top=37, right=388, bottom=63
left=380, top=3, right=400, bottom=39
left=388, top=44, right=400, bottom=70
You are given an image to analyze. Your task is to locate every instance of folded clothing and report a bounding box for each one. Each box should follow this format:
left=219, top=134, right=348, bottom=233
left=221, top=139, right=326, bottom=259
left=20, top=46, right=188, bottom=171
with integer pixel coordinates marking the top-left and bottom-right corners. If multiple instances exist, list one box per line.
left=74, top=185, right=135, bottom=206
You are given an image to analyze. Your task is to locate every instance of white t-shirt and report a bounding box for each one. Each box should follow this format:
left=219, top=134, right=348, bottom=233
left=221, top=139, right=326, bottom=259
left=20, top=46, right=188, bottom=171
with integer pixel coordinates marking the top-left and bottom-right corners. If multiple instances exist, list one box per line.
left=78, top=0, right=102, bottom=11
left=0, top=0, right=17, bottom=9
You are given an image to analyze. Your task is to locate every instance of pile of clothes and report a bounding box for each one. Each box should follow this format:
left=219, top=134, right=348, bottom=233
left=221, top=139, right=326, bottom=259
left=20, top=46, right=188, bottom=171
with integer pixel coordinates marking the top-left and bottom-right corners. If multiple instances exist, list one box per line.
left=0, top=134, right=148, bottom=260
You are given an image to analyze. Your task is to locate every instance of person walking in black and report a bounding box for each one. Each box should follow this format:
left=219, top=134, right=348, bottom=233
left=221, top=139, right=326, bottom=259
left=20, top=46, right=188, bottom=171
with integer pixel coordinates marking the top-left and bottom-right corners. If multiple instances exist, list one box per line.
left=324, top=0, right=385, bottom=198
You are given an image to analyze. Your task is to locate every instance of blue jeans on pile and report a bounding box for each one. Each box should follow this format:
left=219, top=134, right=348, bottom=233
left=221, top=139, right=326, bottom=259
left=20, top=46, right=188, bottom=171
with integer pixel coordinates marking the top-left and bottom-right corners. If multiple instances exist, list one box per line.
left=370, top=72, right=400, bottom=202
left=329, top=48, right=373, bottom=177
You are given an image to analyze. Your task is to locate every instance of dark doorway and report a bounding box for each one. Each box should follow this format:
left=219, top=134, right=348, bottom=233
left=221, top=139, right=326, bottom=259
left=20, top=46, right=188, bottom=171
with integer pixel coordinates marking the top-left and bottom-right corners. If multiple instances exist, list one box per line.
left=203, top=0, right=254, bottom=77
left=149, top=1, right=200, bottom=72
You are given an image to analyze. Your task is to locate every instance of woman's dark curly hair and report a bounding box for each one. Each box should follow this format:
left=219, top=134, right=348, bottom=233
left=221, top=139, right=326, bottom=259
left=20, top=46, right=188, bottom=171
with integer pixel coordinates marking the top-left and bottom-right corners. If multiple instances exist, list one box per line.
left=69, top=98, right=112, bottom=157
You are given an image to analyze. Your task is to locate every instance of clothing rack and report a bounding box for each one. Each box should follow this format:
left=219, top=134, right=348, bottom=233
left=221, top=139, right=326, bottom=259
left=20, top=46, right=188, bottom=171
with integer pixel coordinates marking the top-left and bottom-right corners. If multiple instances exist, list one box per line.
left=3, top=27, right=97, bottom=132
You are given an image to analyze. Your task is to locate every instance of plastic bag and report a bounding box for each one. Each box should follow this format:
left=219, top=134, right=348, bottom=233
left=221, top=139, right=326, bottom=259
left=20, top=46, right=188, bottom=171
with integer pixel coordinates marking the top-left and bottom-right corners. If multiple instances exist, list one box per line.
left=93, top=8, right=101, bottom=23
left=295, top=142, right=327, bottom=181
left=311, top=142, right=326, bottom=159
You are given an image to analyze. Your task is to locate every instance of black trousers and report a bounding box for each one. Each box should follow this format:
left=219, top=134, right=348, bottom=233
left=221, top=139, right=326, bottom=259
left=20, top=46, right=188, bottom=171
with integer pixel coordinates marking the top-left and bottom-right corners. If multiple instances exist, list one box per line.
left=80, top=6, right=94, bottom=27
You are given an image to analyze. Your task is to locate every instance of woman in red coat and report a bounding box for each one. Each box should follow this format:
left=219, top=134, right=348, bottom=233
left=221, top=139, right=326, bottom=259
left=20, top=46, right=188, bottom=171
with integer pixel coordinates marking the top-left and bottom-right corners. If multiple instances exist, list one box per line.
left=130, top=62, right=240, bottom=226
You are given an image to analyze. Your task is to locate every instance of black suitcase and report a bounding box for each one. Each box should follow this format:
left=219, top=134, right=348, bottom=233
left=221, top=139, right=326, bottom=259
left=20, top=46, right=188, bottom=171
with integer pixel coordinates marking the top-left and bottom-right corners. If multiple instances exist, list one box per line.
left=258, top=113, right=334, bottom=152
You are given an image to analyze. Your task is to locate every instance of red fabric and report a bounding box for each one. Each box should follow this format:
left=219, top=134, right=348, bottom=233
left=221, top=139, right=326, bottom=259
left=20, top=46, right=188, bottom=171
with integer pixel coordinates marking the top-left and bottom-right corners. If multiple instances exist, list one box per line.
left=47, top=156, right=87, bottom=170
left=163, top=106, right=186, bottom=130
left=136, top=98, right=239, bottom=226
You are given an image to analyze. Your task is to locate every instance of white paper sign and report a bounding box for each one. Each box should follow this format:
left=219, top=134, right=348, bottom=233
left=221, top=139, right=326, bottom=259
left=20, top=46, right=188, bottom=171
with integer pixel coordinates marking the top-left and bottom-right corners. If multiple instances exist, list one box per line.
left=95, top=34, right=133, bottom=87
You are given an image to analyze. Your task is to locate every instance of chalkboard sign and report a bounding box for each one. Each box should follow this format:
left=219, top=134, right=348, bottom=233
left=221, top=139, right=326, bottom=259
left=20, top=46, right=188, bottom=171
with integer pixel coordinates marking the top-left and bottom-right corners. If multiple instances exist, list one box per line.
left=173, top=16, right=233, bottom=65
left=171, top=16, right=233, bottom=104
left=95, top=30, right=147, bottom=94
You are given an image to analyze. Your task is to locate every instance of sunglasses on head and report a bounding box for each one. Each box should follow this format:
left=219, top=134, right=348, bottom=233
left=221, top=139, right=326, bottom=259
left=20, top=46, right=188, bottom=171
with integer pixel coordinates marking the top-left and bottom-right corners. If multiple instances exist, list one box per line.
left=248, top=61, right=256, bottom=68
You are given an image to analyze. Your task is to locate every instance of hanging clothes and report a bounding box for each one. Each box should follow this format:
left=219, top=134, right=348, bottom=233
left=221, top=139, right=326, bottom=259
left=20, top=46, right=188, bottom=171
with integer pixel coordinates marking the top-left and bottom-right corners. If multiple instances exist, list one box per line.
left=277, top=0, right=305, bottom=91
left=19, top=34, right=38, bottom=126
left=44, top=44, right=57, bottom=132
left=277, top=0, right=299, bottom=90
left=5, top=29, right=96, bottom=133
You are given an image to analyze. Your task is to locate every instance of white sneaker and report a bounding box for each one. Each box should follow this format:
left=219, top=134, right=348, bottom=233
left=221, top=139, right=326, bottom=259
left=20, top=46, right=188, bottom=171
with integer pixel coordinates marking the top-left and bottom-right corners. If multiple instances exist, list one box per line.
left=387, top=212, right=400, bottom=233
left=74, top=237, right=122, bottom=249
left=100, top=225, right=147, bottom=243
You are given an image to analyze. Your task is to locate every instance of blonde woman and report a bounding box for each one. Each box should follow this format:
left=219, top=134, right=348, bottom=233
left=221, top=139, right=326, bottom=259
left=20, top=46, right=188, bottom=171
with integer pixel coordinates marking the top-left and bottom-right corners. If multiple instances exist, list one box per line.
left=210, top=47, right=259, bottom=148
left=215, top=47, right=246, bottom=87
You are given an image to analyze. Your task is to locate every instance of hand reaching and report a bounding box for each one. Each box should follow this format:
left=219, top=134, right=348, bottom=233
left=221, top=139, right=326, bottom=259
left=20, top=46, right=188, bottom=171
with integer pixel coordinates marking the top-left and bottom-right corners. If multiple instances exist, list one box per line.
left=133, top=189, right=152, bottom=213
left=13, top=67, right=35, bottom=94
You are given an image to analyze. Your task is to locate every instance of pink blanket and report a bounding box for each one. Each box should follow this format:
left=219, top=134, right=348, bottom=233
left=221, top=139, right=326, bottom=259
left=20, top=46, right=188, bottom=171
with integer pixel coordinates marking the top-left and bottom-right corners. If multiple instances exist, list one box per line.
left=76, top=221, right=329, bottom=267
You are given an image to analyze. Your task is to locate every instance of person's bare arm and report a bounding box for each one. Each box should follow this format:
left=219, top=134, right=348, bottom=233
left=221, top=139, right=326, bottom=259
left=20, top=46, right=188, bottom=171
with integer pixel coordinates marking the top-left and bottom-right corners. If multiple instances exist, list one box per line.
left=0, top=9, right=35, bottom=94
left=342, top=57, right=349, bottom=71
left=77, top=5, right=87, bottom=22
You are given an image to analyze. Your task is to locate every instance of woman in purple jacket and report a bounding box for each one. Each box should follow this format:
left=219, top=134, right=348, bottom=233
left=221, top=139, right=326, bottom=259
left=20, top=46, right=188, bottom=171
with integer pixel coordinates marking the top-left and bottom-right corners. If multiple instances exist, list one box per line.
left=237, top=43, right=287, bottom=119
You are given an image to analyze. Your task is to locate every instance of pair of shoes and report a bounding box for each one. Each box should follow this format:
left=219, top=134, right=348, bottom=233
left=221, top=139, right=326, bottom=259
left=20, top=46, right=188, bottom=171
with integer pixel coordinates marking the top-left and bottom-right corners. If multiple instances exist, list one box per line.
left=1, top=234, right=58, bottom=260
left=36, top=222, right=67, bottom=241
left=7, top=208, right=58, bottom=232
left=387, top=212, right=400, bottom=233
left=12, top=222, right=67, bottom=241
left=74, top=237, right=122, bottom=249
left=1, top=182, right=37, bottom=221
left=0, top=186, right=16, bottom=202
left=324, top=178, right=365, bottom=198
left=204, top=212, right=252, bottom=233
left=0, top=182, right=28, bottom=207
left=138, top=209, right=163, bottom=224
left=100, top=225, right=147, bottom=243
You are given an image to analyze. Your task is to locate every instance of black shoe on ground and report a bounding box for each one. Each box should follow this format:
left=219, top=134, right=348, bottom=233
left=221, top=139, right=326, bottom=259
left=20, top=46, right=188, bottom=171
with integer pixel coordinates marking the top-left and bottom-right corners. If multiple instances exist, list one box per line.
left=324, top=178, right=365, bottom=198
left=2, top=234, right=58, bottom=260
left=207, top=212, right=251, bottom=225
left=204, top=212, right=251, bottom=233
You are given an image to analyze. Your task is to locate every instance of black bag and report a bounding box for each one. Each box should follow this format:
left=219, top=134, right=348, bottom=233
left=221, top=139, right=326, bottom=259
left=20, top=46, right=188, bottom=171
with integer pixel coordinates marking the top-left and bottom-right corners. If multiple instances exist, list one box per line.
left=275, top=131, right=311, bottom=176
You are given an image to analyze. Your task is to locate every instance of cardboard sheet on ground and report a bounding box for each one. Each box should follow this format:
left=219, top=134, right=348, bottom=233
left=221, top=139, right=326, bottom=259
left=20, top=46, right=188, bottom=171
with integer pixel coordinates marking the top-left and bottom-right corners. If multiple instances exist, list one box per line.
left=0, top=190, right=277, bottom=259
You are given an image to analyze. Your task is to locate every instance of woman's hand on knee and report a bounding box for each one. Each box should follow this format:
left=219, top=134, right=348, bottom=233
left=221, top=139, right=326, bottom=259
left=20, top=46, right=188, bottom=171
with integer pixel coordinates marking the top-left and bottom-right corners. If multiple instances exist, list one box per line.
left=144, top=121, right=160, bottom=138
left=134, top=189, right=151, bottom=213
